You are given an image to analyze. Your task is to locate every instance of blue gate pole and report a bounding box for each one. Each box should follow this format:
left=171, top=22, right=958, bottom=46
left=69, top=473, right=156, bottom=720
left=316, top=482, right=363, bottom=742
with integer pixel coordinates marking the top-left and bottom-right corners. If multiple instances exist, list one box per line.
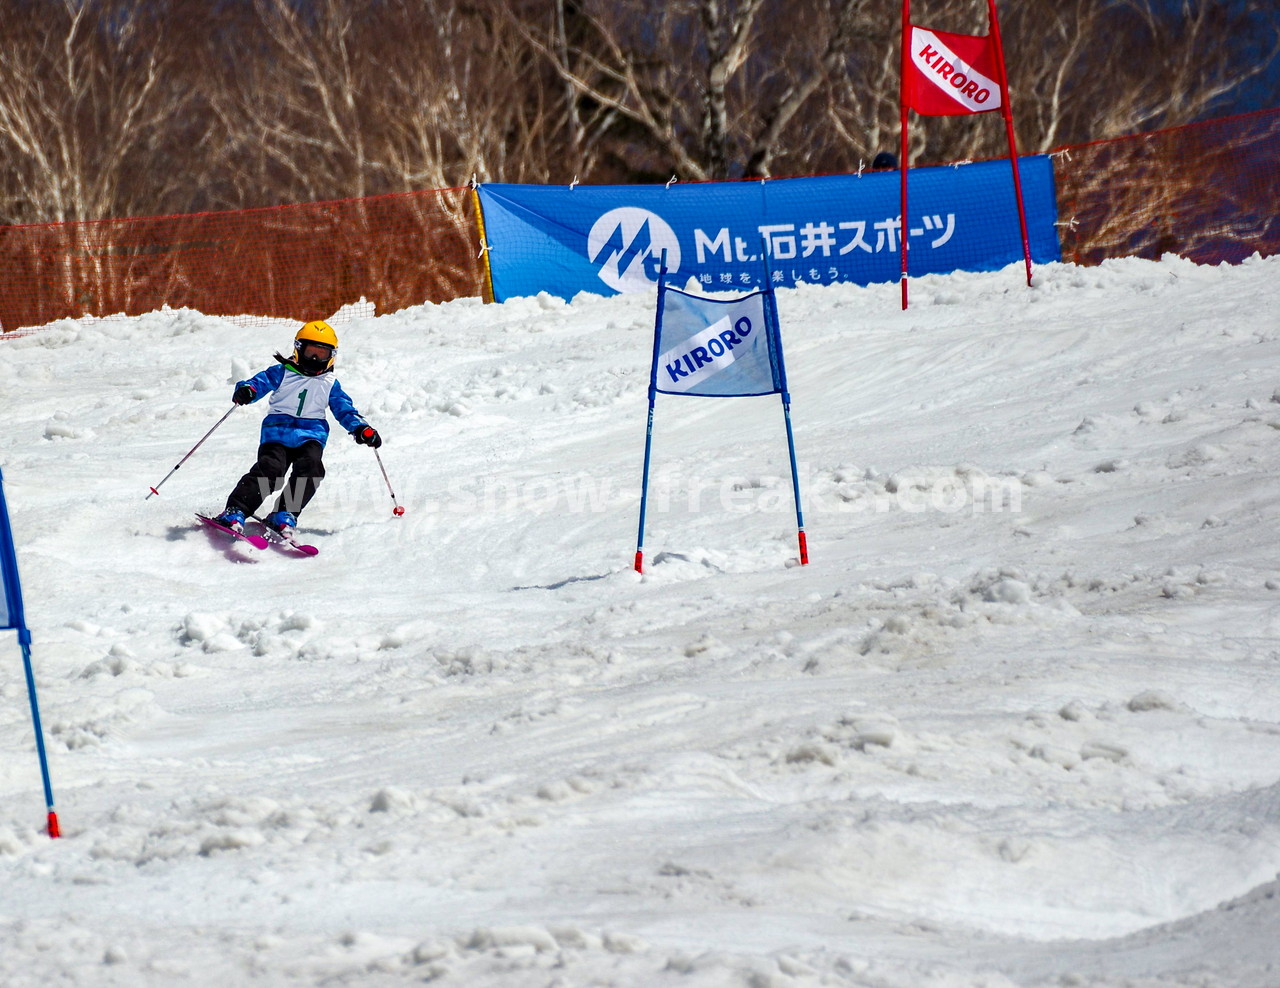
left=760, top=242, right=809, bottom=565
left=634, top=257, right=669, bottom=574
left=780, top=396, right=809, bottom=565
left=19, top=631, right=60, bottom=837
left=1, top=467, right=60, bottom=838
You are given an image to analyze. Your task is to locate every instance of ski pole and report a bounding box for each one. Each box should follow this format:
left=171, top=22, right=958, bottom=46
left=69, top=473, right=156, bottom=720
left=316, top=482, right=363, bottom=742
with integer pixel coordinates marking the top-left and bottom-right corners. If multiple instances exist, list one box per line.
left=373, top=448, right=405, bottom=516
left=145, top=405, right=237, bottom=499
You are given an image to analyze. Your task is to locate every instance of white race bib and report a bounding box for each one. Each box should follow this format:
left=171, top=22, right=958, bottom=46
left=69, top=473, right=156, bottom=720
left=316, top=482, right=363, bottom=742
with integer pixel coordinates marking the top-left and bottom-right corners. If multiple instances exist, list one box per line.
left=267, top=371, right=335, bottom=419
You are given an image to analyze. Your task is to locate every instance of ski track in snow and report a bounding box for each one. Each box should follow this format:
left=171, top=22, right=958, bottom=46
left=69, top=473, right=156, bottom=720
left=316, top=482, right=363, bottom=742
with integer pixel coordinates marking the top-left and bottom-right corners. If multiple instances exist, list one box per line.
left=2, top=255, right=1280, bottom=986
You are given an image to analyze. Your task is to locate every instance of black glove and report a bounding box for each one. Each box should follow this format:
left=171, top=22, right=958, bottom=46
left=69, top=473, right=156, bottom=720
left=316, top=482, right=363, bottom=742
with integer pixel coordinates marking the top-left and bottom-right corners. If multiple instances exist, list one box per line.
left=353, top=425, right=382, bottom=449
left=232, top=385, right=255, bottom=405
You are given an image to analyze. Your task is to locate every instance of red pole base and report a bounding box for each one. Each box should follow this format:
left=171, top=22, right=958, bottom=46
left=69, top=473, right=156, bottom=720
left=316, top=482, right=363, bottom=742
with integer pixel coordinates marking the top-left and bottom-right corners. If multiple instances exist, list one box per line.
left=797, top=530, right=809, bottom=565
left=392, top=505, right=405, bottom=516
left=47, top=811, right=61, bottom=839
left=634, top=550, right=644, bottom=574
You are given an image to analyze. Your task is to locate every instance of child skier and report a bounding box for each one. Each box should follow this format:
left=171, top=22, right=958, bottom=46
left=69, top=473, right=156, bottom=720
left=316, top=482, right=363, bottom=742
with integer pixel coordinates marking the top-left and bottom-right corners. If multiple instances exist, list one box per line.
left=213, top=320, right=381, bottom=537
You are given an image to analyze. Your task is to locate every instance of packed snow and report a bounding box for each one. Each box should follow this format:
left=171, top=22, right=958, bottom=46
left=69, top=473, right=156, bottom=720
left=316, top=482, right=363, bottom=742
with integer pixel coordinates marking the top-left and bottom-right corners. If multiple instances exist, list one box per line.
left=2, top=254, right=1280, bottom=987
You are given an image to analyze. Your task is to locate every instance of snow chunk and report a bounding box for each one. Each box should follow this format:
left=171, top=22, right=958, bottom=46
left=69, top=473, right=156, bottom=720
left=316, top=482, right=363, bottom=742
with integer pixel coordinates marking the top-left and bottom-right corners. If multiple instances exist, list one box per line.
left=850, top=717, right=899, bottom=750
left=180, top=612, right=224, bottom=644
left=369, top=787, right=417, bottom=814
left=462, top=925, right=559, bottom=954
left=1080, top=740, right=1129, bottom=763
left=44, top=418, right=93, bottom=440
left=1058, top=701, right=1091, bottom=722
left=0, top=827, right=29, bottom=857
left=984, top=578, right=1032, bottom=605
left=199, top=830, right=266, bottom=856
left=602, top=932, right=648, bottom=954
left=785, top=742, right=839, bottom=766
left=548, top=926, right=604, bottom=951
left=201, top=632, right=245, bottom=653
left=1031, top=744, right=1081, bottom=770
left=1127, top=690, right=1184, bottom=713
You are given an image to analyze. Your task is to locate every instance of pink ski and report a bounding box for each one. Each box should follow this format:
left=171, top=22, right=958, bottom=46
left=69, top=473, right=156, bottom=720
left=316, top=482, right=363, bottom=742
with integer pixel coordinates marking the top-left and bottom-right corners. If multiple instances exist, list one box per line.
left=262, top=532, right=319, bottom=557
left=196, top=513, right=270, bottom=550
left=248, top=516, right=319, bottom=556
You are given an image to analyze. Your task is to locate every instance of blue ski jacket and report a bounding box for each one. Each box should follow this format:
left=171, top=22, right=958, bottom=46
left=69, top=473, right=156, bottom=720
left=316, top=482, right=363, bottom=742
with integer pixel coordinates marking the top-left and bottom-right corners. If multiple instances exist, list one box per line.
left=236, top=362, right=368, bottom=448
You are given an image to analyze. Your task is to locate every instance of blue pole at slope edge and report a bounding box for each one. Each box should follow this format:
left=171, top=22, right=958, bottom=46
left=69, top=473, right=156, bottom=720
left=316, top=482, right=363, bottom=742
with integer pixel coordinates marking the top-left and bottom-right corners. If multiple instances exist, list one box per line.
left=634, top=256, right=669, bottom=573
left=19, top=634, right=59, bottom=834
left=1, top=466, right=60, bottom=837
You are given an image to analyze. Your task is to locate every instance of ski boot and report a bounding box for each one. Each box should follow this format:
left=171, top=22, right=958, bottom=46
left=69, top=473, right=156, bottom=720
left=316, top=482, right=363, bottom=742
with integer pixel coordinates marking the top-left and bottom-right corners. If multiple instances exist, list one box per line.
left=213, top=508, right=245, bottom=533
left=264, top=511, right=297, bottom=539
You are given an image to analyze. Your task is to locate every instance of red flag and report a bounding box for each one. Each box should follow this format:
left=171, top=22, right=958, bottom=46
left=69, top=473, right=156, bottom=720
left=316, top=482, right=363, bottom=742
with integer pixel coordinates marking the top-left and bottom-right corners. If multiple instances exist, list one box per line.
left=899, top=1, right=1031, bottom=310
left=903, top=26, right=1003, bottom=116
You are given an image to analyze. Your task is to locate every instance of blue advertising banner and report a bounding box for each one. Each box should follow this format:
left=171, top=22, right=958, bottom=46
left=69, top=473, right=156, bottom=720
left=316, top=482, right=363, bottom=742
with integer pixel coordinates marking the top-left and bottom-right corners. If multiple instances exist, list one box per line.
left=479, top=157, right=1060, bottom=301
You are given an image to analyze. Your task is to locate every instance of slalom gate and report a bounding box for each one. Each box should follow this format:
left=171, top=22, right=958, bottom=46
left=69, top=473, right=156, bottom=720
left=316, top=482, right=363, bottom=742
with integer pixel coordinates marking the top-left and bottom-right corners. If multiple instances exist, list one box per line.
left=634, top=257, right=807, bottom=573
left=0, top=109, right=1277, bottom=333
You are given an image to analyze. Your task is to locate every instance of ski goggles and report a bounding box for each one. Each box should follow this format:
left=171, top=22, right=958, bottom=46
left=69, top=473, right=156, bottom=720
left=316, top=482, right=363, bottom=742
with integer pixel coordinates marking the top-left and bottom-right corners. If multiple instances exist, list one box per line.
left=297, top=341, right=335, bottom=361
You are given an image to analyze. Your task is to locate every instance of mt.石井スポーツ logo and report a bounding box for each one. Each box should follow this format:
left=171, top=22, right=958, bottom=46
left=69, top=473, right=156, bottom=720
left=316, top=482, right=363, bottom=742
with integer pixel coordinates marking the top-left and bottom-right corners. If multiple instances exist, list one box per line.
left=587, top=208, right=681, bottom=293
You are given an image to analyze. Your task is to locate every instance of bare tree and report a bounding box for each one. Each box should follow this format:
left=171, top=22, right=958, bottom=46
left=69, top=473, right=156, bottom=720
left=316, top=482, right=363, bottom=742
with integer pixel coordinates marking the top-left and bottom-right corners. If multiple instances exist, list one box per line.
left=999, top=0, right=1280, bottom=156
left=2, top=0, right=1276, bottom=222
left=370, top=0, right=561, bottom=188
left=0, top=0, right=195, bottom=224
left=741, top=0, right=880, bottom=177
left=212, top=0, right=376, bottom=203
left=514, top=0, right=883, bottom=181
left=878, top=0, right=1280, bottom=166
left=1055, top=107, right=1280, bottom=265
left=199, top=0, right=561, bottom=206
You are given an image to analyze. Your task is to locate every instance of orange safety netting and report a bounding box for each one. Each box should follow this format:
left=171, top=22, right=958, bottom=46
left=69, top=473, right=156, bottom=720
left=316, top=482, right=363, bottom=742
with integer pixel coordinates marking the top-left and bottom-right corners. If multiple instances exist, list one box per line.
left=3, top=108, right=1278, bottom=335
left=1054, top=106, right=1280, bottom=267
left=0, top=186, right=487, bottom=334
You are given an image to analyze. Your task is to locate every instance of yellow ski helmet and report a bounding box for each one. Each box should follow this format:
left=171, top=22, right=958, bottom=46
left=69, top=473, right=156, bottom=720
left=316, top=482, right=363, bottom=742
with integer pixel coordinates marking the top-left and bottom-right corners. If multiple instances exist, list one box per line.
left=292, top=320, right=338, bottom=375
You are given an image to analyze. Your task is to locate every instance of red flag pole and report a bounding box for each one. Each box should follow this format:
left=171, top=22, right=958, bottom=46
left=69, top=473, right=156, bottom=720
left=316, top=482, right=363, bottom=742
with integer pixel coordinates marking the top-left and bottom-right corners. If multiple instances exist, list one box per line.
left=899, top=0, right=912, bottom=310
left=987, top=0, right=1033, bottom=287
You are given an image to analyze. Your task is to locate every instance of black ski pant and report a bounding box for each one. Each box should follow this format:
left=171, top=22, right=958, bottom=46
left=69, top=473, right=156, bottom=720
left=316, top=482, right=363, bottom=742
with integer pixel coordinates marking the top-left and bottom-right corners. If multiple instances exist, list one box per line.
left=226, top=441, right=326, bottom=518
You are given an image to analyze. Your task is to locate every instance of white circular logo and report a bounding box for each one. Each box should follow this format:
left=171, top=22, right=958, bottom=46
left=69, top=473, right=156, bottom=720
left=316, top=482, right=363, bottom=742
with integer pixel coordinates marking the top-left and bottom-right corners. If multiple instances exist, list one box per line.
left=586, top=208, right=681, bottom=293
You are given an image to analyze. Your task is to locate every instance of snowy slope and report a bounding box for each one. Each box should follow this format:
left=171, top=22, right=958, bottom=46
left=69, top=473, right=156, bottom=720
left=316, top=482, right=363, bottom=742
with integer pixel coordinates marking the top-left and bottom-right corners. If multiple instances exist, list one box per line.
left=2, top=254, right=1280, bottom=987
